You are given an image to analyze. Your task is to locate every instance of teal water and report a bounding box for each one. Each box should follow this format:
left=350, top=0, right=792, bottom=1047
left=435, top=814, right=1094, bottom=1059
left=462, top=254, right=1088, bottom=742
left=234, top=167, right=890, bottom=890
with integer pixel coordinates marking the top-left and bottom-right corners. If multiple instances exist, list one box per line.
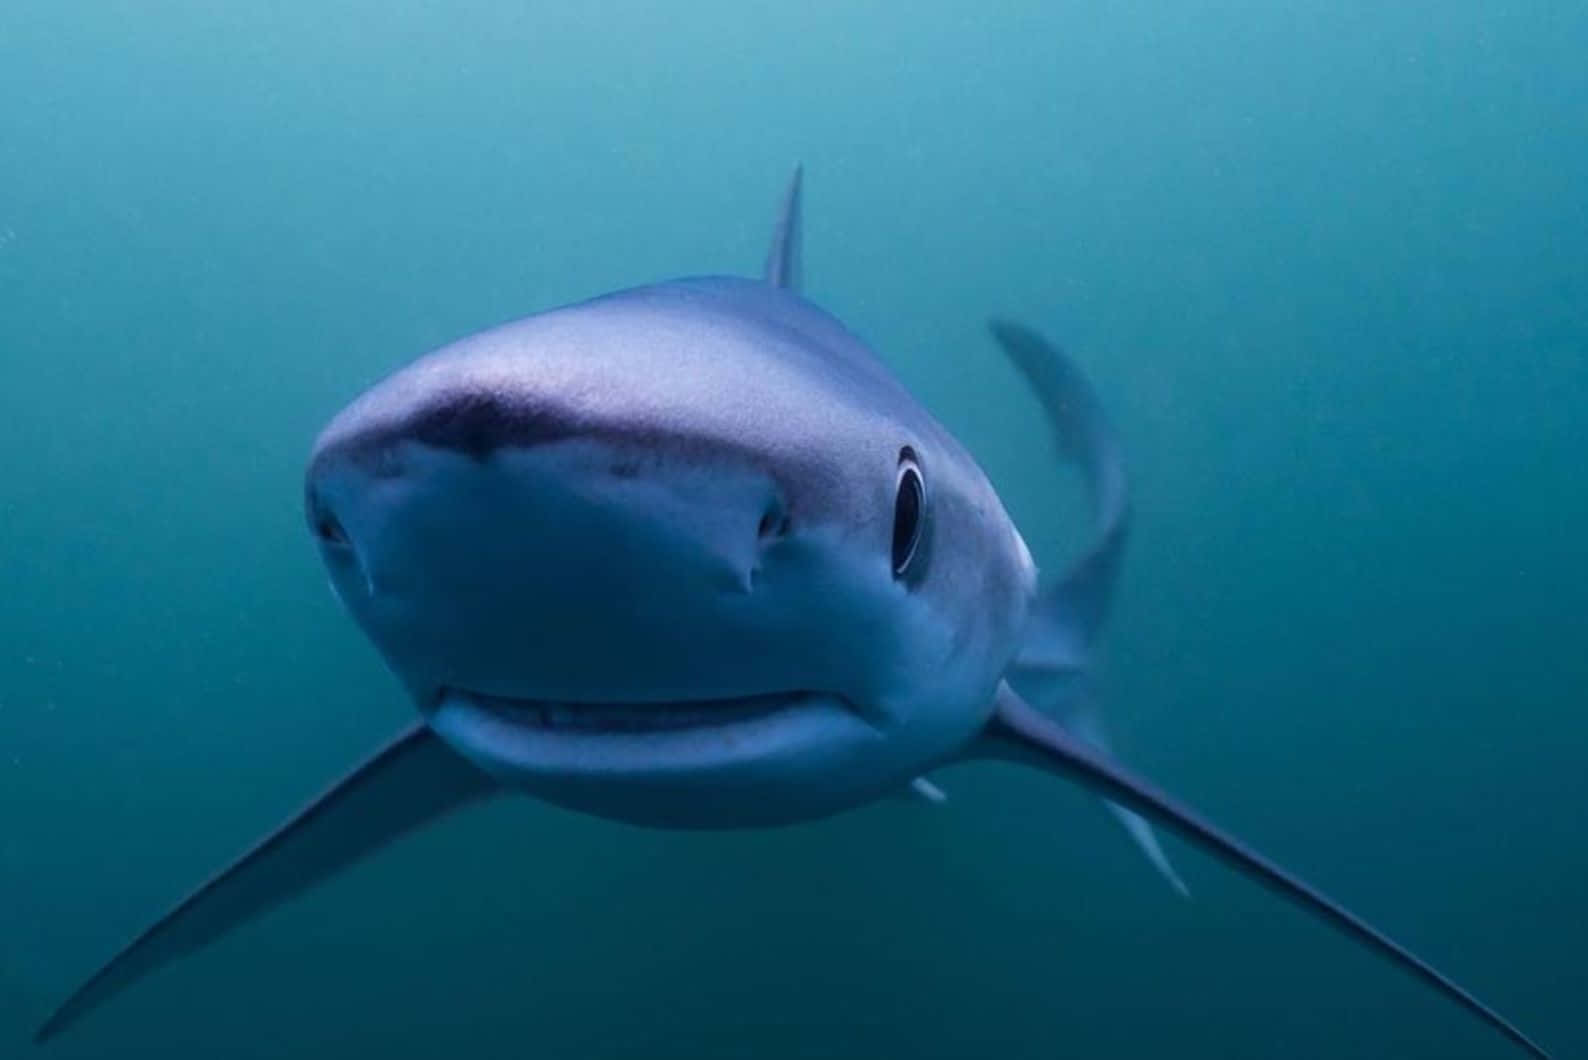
left=3, top=3, right=1584, bottom=1057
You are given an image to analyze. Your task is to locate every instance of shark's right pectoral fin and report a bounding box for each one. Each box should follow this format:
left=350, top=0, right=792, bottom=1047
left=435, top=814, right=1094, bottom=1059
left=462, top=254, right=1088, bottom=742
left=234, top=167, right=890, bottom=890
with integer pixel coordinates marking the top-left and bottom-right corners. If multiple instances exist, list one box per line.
left=978, top=682, right=1552, bottom=1060
left=35, top=722, right=497, bottom=1044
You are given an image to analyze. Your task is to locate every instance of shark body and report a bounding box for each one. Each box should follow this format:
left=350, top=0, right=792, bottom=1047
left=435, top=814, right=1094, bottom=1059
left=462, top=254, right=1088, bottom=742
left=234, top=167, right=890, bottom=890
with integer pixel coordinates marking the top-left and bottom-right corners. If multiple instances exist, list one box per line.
left=35, top=170, right=1550, bottom=1058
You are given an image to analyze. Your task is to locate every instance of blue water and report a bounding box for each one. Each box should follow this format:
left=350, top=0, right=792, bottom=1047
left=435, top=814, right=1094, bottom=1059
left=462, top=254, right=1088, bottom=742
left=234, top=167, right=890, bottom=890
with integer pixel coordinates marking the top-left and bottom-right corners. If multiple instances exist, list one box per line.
left=3, top=3, right=1584, bottom=1057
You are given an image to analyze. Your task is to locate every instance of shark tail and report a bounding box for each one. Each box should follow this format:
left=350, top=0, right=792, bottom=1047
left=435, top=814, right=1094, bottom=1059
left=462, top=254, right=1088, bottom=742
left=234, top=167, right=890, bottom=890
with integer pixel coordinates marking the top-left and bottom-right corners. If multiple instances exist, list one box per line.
left=989, top=319, right=1187, bottom=897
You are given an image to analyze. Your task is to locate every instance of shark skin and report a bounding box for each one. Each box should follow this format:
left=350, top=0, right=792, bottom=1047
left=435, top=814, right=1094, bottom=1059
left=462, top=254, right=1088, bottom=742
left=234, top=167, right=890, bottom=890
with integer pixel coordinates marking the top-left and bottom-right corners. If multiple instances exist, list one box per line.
left=33, top=170, right=1552, bottom=1059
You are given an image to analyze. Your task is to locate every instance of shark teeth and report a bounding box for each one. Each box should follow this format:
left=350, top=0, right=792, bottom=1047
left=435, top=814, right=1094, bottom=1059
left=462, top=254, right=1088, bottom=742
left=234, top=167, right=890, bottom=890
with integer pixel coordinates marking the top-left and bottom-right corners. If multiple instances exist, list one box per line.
left=459, top=689, right=807, bottom=733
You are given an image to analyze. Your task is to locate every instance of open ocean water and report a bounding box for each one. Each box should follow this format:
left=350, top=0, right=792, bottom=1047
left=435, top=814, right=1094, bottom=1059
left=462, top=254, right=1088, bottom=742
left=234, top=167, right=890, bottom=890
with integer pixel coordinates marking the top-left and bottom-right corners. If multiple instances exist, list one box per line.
left=2, top=3, right=1584, bottom=1058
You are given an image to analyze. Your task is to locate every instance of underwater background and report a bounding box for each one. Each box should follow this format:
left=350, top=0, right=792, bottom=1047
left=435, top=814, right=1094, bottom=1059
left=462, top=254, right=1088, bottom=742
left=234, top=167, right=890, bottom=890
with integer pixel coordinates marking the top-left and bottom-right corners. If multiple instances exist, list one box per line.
left=3, top=2, right=1584, bottom=1057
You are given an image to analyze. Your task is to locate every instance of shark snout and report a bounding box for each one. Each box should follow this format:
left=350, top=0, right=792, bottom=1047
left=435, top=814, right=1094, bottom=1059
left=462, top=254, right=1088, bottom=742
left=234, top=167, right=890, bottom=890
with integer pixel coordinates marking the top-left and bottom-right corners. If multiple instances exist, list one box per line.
left=304, top=430, right=827, bottom=703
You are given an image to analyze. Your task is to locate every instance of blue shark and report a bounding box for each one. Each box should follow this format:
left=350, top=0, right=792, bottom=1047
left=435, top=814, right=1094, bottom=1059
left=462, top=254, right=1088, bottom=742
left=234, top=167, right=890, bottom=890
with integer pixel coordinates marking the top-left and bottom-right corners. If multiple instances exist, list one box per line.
left=35, top=169, right=1550, bottom=1058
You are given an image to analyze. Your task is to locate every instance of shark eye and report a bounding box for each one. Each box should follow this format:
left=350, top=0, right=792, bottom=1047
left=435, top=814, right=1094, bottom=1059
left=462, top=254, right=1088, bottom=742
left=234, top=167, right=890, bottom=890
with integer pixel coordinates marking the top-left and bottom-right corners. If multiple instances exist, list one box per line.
left=892, top=447, right=925, bottom=578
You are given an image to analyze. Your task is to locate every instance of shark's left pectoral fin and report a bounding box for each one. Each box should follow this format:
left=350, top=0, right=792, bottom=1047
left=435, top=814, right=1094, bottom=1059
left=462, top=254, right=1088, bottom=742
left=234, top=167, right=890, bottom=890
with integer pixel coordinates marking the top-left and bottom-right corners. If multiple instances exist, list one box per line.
left=978, top=682, right=1552, bottom=1060
left=35, top=723, right=497, bottom=1044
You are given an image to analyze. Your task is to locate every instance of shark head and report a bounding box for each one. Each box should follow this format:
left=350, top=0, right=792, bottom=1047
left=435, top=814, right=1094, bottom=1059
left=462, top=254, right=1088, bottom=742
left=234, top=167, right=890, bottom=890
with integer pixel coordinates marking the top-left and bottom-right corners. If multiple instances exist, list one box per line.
left=306, top=278, right=1035, bottom=826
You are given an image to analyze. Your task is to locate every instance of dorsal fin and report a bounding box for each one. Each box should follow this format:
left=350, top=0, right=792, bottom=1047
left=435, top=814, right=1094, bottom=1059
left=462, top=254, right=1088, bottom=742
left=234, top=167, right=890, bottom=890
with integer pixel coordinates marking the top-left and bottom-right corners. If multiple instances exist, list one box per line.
left=763, top=165, right=804, bottom=292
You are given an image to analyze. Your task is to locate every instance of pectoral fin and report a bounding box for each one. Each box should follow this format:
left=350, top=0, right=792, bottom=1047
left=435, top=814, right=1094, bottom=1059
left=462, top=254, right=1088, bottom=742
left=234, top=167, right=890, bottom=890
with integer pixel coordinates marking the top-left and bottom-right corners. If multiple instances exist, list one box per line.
left=980, top=682, right=1550, bottom=1060
left=35, top=723, right=496, bottom=1043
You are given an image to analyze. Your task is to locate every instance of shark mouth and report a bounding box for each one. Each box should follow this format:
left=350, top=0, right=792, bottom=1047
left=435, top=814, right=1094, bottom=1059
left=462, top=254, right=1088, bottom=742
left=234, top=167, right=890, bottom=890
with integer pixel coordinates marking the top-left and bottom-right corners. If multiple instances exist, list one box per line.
left=444, top=688, right=813, bottom=733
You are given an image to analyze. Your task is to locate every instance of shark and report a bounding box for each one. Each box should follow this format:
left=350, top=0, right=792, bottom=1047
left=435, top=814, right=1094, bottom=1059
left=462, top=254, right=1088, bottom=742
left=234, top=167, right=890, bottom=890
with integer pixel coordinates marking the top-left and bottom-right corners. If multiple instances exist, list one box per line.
left=35, top=169, right=1551, bottom=1058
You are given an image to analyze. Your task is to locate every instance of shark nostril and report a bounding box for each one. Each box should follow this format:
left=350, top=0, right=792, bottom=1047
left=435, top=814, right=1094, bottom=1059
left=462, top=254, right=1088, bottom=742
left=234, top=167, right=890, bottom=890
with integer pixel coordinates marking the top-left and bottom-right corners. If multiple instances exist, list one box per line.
left=308, top=494, right=350, bottom=548
left=757, top=502, right=791, bottom=542
left=315, top=514, right=349, bottom=547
